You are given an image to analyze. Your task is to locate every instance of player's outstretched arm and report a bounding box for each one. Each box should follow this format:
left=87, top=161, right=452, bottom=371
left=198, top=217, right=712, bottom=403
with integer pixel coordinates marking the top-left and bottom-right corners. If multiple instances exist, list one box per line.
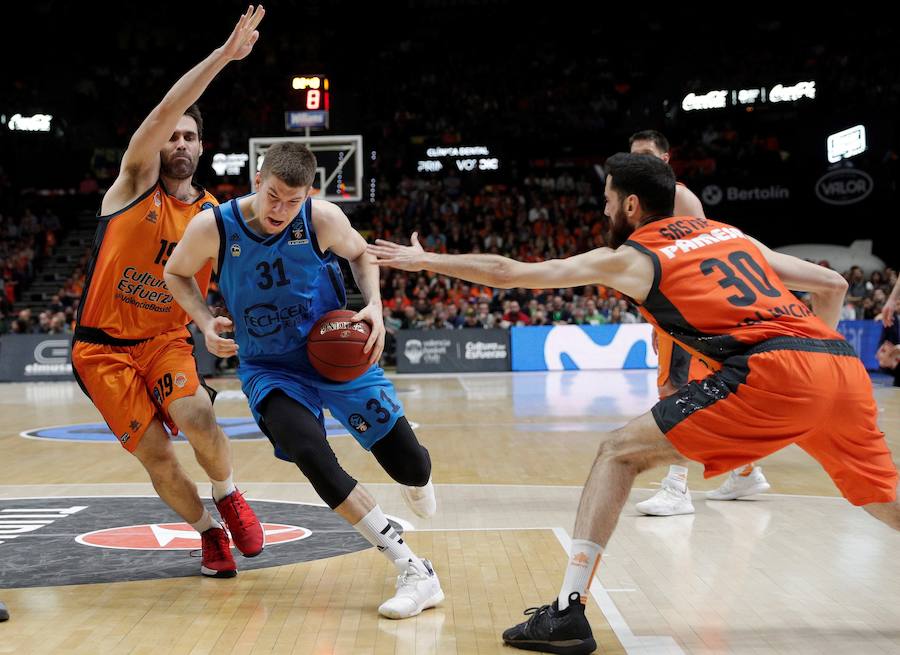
left=748, top=236, right=848, bottom=328
left=164, top=212, right=236, bottom=357
left=312, top=200, right=385, bottom=364
left=367, top=232, right=653, bottom=300
left=106, top=5, right=265, bottom=208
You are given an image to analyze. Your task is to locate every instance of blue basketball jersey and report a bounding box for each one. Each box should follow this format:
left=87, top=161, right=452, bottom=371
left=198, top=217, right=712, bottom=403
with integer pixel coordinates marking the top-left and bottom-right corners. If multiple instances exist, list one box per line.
left=213, top=195, right=346, bottom=361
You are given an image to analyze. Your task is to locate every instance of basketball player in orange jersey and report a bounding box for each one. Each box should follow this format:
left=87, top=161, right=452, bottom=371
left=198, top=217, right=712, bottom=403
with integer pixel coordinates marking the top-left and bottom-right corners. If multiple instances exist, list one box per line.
left=369, top=153, right=900, bottom=655
left=629, top=130, right=770, bottom=516
left=71, top=6, right=266, bottom=579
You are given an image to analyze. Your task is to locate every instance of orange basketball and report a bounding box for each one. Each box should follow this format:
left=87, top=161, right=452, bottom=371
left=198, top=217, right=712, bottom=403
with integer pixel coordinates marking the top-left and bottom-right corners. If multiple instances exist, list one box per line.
left=307, top=309, right=373, bottom=381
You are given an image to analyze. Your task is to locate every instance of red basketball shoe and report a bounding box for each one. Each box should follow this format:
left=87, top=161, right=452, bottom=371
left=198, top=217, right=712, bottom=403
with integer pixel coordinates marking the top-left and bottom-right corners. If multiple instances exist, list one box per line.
left=200, top=527, right=237, bottom=578
left=215, top=489, right=265, bottom=557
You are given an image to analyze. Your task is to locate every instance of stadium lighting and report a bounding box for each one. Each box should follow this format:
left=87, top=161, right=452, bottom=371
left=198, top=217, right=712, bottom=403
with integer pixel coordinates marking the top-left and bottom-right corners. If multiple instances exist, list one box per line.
left=8, top=113, right=52, bottom=132
left=827, top=125, right=867, bottom=163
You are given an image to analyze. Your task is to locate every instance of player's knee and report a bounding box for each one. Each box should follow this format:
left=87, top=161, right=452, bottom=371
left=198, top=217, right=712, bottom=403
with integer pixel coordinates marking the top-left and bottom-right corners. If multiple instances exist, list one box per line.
left=172, top=402, right=218, bottom=439
left=285, top=438, right=326, bottom=468
left=595, top=430, right=644, bottom=471
left=135, top=446, right=179, bottom=479
left=384, top=444, right=431, bottom=486
left=372, top=417, right=431, bottom=486
left=289, top=441, right=357, bottom=508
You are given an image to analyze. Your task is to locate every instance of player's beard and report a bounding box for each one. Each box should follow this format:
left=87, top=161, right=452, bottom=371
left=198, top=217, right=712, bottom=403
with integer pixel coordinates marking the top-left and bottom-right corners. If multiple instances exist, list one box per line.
left=605, top=207, right=635, bottom=249
left=160, top=152, right=198, bottom=180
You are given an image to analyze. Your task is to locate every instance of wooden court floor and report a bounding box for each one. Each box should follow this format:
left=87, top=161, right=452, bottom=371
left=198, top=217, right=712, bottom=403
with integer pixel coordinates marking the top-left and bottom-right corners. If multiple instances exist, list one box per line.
left=1, top=370, right=898, bottom=654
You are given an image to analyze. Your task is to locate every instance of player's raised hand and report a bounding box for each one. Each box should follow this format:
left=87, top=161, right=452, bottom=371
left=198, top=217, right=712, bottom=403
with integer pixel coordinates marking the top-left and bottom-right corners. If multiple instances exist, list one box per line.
left=204, top=315, right=239, bottom=358
left=351, top=303, right=386, bottom=365
left=220, top=5, right=265, bottom=61
left=367, top=232, right=427, bottom=272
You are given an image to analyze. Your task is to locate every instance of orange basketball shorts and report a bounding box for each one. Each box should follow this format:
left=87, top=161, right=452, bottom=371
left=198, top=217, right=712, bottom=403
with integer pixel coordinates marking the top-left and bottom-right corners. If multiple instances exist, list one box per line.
left=72, top=328, right=203, bottom=452
left=655, top=329, right=718, bottom=393
left=652, top=337, right=898, bottom=506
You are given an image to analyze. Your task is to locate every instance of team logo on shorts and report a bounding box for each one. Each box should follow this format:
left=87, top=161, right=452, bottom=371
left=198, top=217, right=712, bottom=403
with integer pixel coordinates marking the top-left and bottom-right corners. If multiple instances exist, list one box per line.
left=348, top=413, right=369, bottom=433
left=119, top=432, right=130, bottom=444
left=231, top=243, right=241, bottom=257
left=173, top=372, right=187, bottom=389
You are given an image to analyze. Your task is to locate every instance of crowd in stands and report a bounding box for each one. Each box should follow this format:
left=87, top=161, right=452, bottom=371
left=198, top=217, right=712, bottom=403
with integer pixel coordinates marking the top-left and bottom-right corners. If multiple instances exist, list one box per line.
left=0, top=205, right=87, bottom=335
left=2, top=177, right=897, bottom=340
left=3, top=3, right=898, bottom=340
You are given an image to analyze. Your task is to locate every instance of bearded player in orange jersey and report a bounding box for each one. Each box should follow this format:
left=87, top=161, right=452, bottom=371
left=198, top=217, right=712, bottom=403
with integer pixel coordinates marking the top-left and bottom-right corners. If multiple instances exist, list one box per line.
left=370, top=153, right=899, bottom=654
left=629, top=130, right=770, bottom=516
left=71, top=6, right=266, bottom=578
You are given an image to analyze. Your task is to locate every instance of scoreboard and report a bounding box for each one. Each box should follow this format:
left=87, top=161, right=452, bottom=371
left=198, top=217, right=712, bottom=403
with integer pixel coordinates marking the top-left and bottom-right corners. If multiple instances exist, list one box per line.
left=286, top=75, right=330, bottom=131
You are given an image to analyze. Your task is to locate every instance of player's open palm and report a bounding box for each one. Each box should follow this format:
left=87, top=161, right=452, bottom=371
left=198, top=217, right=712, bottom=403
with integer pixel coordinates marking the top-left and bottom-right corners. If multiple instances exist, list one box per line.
left=368, top=232, right=426, bottom=272
left=220, top=5, right=265, bottom=62
left=204, top=315, right=239, bottom=358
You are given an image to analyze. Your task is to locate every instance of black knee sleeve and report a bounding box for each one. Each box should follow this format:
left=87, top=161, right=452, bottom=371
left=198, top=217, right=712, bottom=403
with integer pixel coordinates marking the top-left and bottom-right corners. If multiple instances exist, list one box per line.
left=259, top=392, right=357, bottom=509
left=371, top=416, right=431, bottom=487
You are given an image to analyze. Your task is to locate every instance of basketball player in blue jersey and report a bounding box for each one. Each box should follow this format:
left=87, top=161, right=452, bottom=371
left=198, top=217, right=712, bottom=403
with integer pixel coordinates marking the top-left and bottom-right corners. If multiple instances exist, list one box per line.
left=164, top=142, right=442, bottom=619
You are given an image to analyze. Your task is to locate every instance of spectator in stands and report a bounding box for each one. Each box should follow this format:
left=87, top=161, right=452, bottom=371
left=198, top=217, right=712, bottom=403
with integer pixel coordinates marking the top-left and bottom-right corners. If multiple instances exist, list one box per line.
left=386, top=288, right=411, bottom=312
left=502, top=300, right=531, bottom=326
left=461, top=308, right=483, bottom=329
left=846, top=266, right=869, bottom=302
left=11, top=309, right=35, bottom=334
left=445, top=304, right=463, bottom=328
left=616, top=299, right=639, bottom=324
left=584, top=299, right=607, bottom=325
left=49, top=314, right=70, bottom=335
left=548, top=296, right=572, bottom=324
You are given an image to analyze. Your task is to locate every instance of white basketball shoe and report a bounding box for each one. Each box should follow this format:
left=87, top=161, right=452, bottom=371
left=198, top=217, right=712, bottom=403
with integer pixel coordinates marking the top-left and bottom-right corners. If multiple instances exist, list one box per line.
left=635, top=478, right=695, bottom=516
left=378, top=558, right=444, bottom=619
left=707, top=466, right=771, bottom=500
left=400, top=478, right=437, bottom=519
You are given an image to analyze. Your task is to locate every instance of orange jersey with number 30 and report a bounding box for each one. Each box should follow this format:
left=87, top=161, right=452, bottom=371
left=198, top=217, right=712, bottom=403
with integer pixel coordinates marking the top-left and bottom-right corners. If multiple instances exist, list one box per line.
left=625, top=216, right=841, bottom=362
left=77, top=182, right=216, bottom=341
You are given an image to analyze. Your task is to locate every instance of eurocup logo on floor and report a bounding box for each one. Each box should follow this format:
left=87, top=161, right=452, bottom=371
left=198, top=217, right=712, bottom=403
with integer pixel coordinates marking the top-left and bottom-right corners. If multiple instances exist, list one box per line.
left=0, top=497, right=407, bottom=589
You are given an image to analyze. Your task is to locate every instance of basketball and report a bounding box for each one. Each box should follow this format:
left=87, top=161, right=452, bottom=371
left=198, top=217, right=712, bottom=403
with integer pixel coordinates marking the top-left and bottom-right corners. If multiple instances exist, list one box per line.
left=307, top=309, right=373, bottom=381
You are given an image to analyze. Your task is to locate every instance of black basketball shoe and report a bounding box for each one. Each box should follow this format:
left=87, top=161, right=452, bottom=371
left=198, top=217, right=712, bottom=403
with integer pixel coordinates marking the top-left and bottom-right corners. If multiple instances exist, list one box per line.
left=502, top=592, right=596, bottom=654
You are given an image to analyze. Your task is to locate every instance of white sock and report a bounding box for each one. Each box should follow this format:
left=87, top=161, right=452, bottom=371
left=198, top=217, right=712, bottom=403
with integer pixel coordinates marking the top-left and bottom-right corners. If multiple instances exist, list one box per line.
left=190, top=509, right=221, bottom=534
left=211, top=473, right=236, bottom=502
left=354, top=506, right=422, bottom=571
left=666, top=465, right=689, bottom=493
left=558, top=539, right=603, bottom=610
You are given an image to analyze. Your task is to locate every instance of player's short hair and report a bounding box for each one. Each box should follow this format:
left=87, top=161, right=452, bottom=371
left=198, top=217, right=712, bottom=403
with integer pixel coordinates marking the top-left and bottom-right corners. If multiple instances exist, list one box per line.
left=260, top=142, right=317, bottom=188
left=605, top=152, right=676, bottom=216
left=628, top=129, right=670, bottom=154
left=183, top=104, right=203, bottom=140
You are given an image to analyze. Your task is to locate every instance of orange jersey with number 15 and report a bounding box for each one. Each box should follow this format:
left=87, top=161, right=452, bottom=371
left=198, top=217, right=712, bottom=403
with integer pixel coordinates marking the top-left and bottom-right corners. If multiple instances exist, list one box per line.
left=77, top=182, right=216, bottom=342
left=625, top=215, right=841, bottom=363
